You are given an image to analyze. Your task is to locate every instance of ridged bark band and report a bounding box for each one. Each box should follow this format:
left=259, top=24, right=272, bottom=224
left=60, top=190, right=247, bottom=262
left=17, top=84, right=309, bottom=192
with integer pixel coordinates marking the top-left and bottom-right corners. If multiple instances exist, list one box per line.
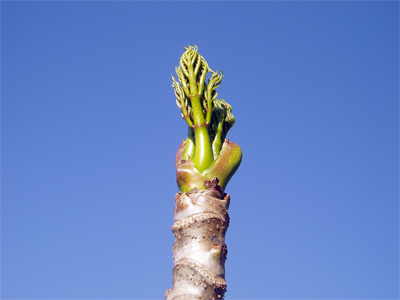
left=165, top=179, right=230, bottom=300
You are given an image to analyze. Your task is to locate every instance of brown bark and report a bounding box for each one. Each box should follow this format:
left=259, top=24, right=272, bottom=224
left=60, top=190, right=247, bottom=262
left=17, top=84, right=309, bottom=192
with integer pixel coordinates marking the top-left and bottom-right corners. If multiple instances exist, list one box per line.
left=165, top=178, right=230, bottom=300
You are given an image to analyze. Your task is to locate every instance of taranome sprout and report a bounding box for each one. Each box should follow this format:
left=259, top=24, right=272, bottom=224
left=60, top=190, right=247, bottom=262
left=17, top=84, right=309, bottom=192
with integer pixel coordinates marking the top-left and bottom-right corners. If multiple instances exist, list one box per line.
left=165, top=45, right=242, bottom=300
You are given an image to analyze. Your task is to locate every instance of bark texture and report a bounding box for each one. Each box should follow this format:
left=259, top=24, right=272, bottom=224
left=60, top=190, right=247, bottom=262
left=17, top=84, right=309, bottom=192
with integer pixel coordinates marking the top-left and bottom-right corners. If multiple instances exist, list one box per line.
left=165, top=178, right=230, bottom=300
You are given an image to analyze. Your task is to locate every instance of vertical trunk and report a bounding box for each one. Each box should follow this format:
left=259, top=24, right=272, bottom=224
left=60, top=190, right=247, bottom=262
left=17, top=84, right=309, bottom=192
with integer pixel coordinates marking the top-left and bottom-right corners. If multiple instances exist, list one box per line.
left=168, top=46, right=241, bottom=299
left=165, top=179, right=230, bottom=300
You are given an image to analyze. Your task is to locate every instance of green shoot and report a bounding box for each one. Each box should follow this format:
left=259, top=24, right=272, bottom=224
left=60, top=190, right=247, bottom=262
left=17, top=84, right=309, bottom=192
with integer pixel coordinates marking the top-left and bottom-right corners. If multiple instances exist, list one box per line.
left=172, top=45, right=236, bottom=173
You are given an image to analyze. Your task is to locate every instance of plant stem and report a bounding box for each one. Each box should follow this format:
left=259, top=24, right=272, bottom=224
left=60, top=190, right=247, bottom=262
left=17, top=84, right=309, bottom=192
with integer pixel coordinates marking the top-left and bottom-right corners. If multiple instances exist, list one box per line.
left=182, top=128, right=195, bottom=160
left=190, top=95, right=213, bottom=172
left=168, top=45, right=242, bottom=300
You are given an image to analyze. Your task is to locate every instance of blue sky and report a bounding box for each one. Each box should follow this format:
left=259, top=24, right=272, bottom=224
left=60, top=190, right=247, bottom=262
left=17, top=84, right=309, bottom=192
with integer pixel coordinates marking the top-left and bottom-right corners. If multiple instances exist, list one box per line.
left=2, top=1, right=398, bottom=299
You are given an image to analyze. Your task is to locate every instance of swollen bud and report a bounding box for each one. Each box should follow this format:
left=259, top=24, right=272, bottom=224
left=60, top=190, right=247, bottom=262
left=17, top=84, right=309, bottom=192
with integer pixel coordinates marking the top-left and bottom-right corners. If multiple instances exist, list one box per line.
left=176, top=140, right=242, bottom=193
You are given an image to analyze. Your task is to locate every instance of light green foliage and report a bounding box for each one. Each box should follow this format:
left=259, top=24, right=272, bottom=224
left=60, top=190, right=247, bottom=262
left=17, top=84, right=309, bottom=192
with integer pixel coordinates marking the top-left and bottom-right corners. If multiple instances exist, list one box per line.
left=210, top=99, right=235, bottom=159
left=172, top=45, right=236, bottom=172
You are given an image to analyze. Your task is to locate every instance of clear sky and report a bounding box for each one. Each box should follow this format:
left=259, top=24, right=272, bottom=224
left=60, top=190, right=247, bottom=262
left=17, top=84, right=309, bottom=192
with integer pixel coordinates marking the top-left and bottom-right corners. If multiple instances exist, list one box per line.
left=2, top=1, right=398, bottom=299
